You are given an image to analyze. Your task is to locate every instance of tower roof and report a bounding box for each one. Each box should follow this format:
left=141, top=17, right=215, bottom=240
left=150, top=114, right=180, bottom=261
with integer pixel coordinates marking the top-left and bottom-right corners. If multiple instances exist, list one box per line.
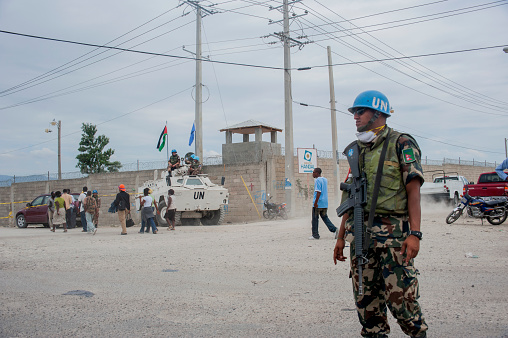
left=219, top=119, right=282, bottom=134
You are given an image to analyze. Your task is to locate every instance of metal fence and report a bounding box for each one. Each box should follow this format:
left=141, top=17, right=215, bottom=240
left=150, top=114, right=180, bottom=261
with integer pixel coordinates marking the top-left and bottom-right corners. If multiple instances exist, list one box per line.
left=0, top=153, right=499, bottom=187
left=0, top=156, right=225, bottom=187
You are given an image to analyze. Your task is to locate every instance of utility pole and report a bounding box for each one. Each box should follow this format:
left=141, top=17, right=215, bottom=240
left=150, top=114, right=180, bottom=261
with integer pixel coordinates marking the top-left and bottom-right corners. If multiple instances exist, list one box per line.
left=183, top=1, right=216, bottom=160
left=268, top=0, right=310, bottom=216
left=283, top=0, right=294, bottom=215
left=327, top=46, right=339, bottom=206
left=45, top=119, right=61, bottom=180
left=195, top=4, right=203, bottom=161
left=57, top=120, right=61, bottom=180
left=505, top=138, right=507, bottom=158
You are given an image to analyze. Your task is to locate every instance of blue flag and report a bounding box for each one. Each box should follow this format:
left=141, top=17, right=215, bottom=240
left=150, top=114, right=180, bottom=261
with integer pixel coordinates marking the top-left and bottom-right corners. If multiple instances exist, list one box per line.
left=188, top=122, right=195, bottom=146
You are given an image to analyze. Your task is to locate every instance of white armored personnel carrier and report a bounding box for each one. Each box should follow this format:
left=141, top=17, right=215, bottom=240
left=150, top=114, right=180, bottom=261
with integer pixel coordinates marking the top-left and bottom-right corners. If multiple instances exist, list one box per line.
left=136, top=165, right=229, bottom=226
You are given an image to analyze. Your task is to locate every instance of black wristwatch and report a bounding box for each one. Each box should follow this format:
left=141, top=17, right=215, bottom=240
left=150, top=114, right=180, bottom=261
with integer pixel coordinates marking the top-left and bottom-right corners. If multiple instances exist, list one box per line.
left=408, top=230, right=422, bottom=240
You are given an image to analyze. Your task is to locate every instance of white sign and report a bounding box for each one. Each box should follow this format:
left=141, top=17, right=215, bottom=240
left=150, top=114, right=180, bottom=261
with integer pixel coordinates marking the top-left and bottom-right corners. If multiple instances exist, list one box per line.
left=297, top=148, right=317, bottom=174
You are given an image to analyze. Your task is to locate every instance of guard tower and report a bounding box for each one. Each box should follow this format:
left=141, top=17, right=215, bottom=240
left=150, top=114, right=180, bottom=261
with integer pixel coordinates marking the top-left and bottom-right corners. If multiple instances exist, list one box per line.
left=220, top=119, right=282, bottom=164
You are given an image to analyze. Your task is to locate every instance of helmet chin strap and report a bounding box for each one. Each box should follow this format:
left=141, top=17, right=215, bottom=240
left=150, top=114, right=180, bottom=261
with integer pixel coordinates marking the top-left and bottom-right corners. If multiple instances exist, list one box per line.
left=357, top=111, right=380, bottom=132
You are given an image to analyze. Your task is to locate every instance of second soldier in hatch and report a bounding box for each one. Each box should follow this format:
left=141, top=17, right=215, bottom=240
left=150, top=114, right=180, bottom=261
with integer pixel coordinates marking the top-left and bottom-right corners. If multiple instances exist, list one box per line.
left=333, top=90, right=428, bottom=338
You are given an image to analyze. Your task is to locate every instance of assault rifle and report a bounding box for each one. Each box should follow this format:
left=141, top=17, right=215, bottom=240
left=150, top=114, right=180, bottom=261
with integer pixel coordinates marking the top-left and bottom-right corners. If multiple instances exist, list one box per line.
left=336, top=142, right=369, bottom=295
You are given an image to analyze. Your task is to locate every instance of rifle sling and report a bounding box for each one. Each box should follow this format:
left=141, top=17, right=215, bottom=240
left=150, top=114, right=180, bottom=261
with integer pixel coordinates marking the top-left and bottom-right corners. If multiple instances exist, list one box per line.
left=363, top=130, right=391, bottom=251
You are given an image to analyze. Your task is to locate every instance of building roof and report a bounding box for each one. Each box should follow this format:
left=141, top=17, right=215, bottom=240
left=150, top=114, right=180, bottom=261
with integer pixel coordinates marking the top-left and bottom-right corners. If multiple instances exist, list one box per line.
left=219, top=119, right=282, bottom=134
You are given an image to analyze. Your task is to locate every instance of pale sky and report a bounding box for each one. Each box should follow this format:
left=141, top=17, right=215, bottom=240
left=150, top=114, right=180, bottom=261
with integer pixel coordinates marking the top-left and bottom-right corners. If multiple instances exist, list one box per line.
left=1, top=0, right=507, bottom=176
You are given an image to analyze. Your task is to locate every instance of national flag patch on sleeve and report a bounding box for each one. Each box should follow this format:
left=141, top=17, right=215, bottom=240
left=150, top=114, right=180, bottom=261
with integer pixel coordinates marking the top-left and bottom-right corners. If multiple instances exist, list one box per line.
left=402, top=148, right=416, bottom=163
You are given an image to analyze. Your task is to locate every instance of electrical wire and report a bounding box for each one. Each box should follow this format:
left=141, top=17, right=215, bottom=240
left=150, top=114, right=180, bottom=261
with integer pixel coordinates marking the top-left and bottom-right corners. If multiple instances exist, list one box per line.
left=305, top=0, right=508, bottom=108
left=0, top=16, right=194, bottom=98
left=0, top=86, right=194, bottom=155
left=0, top=5, right=183, bottom=96
left=292, top=100, right=504, bottom=155
left=297, top=1, right=508, bottom=39
left=294, top=4, right=508, bottom=116
left=0, top=30, right=285, bottom=71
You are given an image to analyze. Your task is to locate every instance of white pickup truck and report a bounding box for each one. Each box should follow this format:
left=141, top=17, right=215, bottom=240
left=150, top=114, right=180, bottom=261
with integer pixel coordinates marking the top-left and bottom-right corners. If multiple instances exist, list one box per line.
left=420, top=171, right=469, bottom=205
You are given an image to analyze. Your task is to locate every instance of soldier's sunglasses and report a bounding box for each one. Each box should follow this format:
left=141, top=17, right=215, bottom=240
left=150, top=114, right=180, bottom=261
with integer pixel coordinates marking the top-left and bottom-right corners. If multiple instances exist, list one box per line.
left=352, top=108, right=367, bottom=116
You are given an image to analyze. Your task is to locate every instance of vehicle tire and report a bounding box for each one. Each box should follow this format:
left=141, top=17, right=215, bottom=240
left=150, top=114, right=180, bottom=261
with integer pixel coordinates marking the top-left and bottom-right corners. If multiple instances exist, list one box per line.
left=280, top=209, right=288, bottom=220
left=446, top=209, right=463, bottom=224
left=453, top=193, right=460, bottom=206
left=175, top=211, right=182, bottom=226
left=486, top=207, right=507, bottom=225
left=181, top=218, right=200, bottom=226
left=263, top=210, right=270, bottom=219
left=16, top=214, right=28, bottom=228
left=266, top=210, right=276, bottom=220
left=156, top=201, right=168, bottom=227
left=201, top=207, right=225, bottom=226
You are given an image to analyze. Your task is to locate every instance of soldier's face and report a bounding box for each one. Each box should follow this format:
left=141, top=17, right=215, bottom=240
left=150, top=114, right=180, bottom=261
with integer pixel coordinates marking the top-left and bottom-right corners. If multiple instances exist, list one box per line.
left=353, top=108, right=374, bottom=131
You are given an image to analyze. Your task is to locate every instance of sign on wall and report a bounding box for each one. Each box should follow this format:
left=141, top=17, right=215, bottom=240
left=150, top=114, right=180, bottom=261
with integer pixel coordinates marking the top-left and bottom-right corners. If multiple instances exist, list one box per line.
left=297, top=148, right=317, bottom=173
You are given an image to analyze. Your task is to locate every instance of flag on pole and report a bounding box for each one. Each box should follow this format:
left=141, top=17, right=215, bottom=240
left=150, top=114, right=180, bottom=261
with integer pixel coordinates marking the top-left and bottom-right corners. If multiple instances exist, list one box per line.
left=188, top=122, right=195, bottom=146
left=157, top=126, right=168, bottom=152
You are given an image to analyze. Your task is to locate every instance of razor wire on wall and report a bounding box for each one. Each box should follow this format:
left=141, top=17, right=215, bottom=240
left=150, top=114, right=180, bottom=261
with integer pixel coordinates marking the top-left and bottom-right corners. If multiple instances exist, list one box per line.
left=0, top=154, right=499, bottom=187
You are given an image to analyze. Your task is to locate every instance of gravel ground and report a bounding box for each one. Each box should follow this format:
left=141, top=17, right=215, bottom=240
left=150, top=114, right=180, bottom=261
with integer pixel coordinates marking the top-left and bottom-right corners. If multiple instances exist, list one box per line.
left=1, top=202, right=507, bottom=337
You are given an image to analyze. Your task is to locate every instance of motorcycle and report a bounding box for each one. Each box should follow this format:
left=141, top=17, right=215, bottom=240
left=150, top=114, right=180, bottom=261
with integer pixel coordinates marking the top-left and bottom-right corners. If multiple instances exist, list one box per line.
left=263, top=194, right=288, bottom=220
left=446, top=193, right=507, bottom=225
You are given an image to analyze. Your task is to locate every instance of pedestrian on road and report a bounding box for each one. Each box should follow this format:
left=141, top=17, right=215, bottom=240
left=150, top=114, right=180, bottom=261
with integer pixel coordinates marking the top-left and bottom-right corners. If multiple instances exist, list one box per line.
left=51, top=191, right=67, bottom=232
left=78, top=187, right=88, bottom=232
left=62, top=189, right=76, bottom=229
left=165, top=189, right=176, bottom=231
left=47, top=191, right=55, bottom=230
left=92, top=190, right=101, bottom=228
left=333, top=90, right=427, bottom=337
left=140, top=188, right=158, bottom=234
left=84, top=191, right=97, bottom=235
left=114, top=184, right=130, bottom=235
left=309, top=167, right=338, bottom=240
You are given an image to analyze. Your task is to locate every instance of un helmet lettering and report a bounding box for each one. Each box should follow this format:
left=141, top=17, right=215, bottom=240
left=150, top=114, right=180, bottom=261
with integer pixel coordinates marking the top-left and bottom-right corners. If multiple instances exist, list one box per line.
left=372, top=97, right=388, bottom=113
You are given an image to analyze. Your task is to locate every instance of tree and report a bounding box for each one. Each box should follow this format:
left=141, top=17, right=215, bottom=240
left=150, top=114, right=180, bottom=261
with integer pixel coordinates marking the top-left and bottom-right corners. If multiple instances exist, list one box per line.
left=76, top=123, right=122, bottom=174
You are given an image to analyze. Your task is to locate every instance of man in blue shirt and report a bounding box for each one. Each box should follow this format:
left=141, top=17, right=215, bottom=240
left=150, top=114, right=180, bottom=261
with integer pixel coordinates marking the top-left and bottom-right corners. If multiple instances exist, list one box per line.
left=310, top=167, right=338, bottom=240
left=495, top=158, right=508, bottom=181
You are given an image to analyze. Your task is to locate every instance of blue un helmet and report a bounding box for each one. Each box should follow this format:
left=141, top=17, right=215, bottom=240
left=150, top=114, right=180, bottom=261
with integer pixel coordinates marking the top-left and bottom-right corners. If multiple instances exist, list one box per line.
left=171, top=149, right=177, bottom=153
left=194, top=156, right=200, bottom=161
left=348, top=90, right=391, bottom=117
left=190, top=154, right=196, bottom=160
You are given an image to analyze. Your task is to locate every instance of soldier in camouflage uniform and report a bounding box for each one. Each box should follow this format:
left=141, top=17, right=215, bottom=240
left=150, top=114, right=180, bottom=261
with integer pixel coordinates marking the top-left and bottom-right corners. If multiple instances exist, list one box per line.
left=333, top=90, right=428, bottom=337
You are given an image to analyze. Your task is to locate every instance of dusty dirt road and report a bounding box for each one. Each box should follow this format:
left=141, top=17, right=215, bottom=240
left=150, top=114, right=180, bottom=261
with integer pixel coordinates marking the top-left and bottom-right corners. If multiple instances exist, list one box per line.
left=1, top=203, right=507, bottom=337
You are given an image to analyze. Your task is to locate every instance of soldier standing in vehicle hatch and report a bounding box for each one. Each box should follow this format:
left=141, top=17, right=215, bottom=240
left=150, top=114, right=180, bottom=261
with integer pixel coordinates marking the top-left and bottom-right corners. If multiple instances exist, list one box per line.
left=333, top=90, right=428, bottom=338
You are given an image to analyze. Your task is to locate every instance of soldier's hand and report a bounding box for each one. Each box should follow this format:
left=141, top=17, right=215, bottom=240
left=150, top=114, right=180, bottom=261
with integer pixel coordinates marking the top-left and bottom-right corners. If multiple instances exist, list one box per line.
left=333, top=239, right=347, bottom=264
left=401, top=235, right=420, bottom=263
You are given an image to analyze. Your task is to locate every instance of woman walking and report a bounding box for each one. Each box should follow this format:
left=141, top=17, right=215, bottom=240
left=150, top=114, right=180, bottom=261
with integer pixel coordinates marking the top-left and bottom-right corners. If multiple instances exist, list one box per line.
left=165, top=189, right=176, bottom=231
left=92, top=190, right=101, bottom=228
left=140, top=188, right=158, bottom=234
left=51, top=191, right=67, bottom=232
left=47, top=191, right=55, bottom=231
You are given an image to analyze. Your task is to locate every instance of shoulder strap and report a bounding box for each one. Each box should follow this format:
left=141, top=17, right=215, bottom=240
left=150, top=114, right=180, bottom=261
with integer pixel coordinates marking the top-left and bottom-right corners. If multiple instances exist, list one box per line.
left=363, top=129, right=391, bottom=250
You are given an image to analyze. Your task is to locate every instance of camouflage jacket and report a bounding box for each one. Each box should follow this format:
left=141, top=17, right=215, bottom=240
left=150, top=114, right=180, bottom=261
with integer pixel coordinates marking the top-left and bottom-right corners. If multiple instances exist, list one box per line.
left=169, top=155, right=180, bottom=165
left=342, top=126, right=424, bottom=248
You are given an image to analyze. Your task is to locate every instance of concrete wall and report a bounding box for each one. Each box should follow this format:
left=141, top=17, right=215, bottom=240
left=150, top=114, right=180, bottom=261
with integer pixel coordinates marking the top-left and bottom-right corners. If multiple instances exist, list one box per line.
left=0, top=158, right=496, bottom=227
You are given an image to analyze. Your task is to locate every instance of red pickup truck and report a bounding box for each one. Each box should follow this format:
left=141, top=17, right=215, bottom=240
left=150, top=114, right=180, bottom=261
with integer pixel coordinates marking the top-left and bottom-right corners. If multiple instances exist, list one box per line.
left=464, top=172, right=508, bottom=197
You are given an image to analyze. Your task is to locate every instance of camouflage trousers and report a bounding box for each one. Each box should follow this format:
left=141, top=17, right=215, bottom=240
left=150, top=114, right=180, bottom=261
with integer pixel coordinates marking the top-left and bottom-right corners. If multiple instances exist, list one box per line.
left=349, top=246, right=428, bottom=337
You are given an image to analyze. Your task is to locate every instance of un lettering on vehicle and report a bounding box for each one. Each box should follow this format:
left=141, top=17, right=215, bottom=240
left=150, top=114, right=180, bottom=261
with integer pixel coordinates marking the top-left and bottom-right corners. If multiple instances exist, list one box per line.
left=194, top=191, right=205, bottom=199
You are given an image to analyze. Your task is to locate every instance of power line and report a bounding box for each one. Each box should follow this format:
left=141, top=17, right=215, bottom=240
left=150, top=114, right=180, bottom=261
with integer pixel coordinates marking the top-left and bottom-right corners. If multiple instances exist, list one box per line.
left=297, top=0, right=508, bottom=40
left=295, top=3, right=508, bottom=116
left=0, top=15, right=193, bottom=98
left=0, top=86, right=194, bottom=155
left=0, top=30, right=285, bottom=71
left=305, top=0, right=508, bottom=108
left=292, top=100, right=504, bottom=155
left=0, top=5, right=183, bottom=96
